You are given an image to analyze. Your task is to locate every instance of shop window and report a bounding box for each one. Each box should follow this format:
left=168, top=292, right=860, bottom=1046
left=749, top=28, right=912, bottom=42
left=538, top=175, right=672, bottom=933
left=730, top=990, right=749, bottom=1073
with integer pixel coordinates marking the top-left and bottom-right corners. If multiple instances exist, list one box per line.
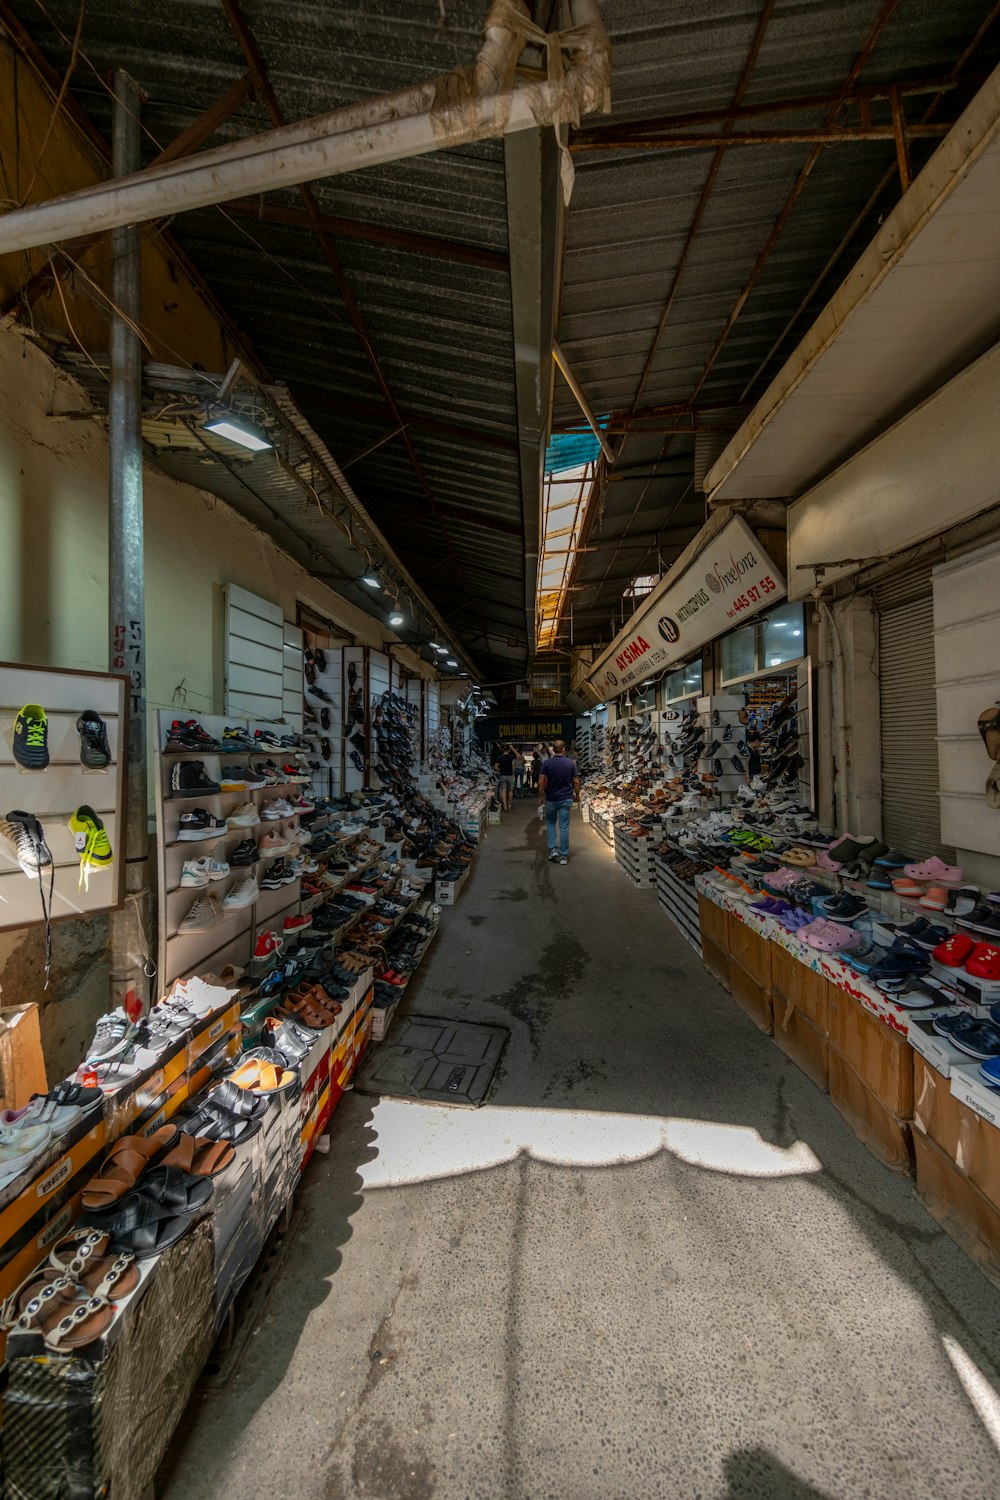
left=661, top=660, right=702, bottom=704
left=761, top=602, right=805, bottom=668
left=721, top=627, right=756, bottom=683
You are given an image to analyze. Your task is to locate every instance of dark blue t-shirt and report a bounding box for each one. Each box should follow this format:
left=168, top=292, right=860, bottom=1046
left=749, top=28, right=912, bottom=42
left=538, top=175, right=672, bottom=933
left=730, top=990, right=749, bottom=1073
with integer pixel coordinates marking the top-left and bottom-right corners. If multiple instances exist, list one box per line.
left=541, top=755, right=577, bottom=802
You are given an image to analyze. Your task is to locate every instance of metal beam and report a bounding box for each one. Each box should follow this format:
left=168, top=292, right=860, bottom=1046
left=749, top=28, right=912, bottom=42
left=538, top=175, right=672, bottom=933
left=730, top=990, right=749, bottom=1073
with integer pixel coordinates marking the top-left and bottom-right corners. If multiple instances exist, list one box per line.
left=1, top=68, right=258, bottom=319
left=570, top=73, right=968, bottom=144
left=295, top=386, right=519, bottom=453
left=383, top=505, right=525, bottom=539
left=570, top=123, right=947, bottom=151
left=224, top=197, right=509, bottom=272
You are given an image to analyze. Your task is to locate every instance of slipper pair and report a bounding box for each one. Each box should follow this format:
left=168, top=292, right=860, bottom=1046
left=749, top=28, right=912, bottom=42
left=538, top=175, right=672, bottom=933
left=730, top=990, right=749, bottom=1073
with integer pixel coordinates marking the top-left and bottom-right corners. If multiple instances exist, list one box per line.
left=83, top=1166, right=213, bottom=1259
left=799, top=919, right=860, bottom=953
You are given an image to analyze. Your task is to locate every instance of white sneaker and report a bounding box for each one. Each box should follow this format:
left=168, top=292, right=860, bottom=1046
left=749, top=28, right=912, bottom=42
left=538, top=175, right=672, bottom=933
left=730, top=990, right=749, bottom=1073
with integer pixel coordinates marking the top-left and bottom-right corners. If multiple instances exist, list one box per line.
left=182, top=856, right=230, bottom=886
left=223, top=875, right=259, bottom=909
left=227, top=802, right=261, bottom=828
left=261, top=797, right=294, bottom=820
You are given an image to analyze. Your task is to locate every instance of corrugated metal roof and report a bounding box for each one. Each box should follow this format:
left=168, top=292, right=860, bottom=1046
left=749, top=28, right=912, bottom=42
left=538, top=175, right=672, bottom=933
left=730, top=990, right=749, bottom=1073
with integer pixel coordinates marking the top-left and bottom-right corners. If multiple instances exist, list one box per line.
left=7, top=0, right=1000, bottom=668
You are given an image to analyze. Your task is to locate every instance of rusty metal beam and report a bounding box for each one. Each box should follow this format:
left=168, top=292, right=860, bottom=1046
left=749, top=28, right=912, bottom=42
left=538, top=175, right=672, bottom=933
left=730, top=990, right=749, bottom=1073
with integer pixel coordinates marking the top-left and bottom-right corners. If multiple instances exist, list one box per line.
left=570, top=122, right=948, bottom=151
left=218, top=0, right=498, bottom=657
left=687, top=0, right=906, bottom=412
left=570, top=73, right=967, bottom=144
left=889, top=86, right=912, bottom=189
left=384, top=504, right=525, bottom=539
left=1, top=58, right=257, bottom=318
left=224, top=197, right=509, bottom=272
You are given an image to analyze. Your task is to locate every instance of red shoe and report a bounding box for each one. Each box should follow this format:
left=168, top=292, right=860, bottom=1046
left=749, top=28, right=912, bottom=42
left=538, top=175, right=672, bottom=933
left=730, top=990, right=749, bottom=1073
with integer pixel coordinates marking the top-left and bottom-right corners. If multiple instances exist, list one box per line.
left=932, top=933, right=975, bottom=967
left=381, top=970, right=407, bottom=986
left=283, top=914, right=314, bottom=934
left=254, top=929, right=282, bottom=960
left=966, top=942, right=1000, bottom=980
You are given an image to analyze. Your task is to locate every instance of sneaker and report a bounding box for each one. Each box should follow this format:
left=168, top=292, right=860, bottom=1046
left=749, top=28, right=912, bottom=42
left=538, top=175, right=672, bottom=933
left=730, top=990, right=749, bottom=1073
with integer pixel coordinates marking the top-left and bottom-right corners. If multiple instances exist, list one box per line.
left=223, top=875, right=259, bottom=909
left=261, top=858, right=296, bottom=889
left=221, top=726, right=254, bottom=751
left=12, top=704, right=48, bottom=770
left=283, top=913, right=313, bottom=934
left=282, top=763, right=311, bottom=784
left=252, top=761, right=284, bottom=788
left=548, top=850, right=559, bottom=863
left=68, top=806, right=113, bottom=888
left=253, top=729, right=283, bottom=750
left=254, top=929, right=282, bottom=960
left=0, top=810, right=52, bottom=877
left=229, top=838, right=261, bottom=867
left=227, top=802, right=261, bottom=828
left=85, top=1008, right=136, bottom=1064
left=170, top=760, right=221, bottom=798
left=180, top=859, right=210, bottom=888
left=183, top=855, right=230, bottom=885
left=258, top=829, right=292, bottom=857
left=220, top=765, right=263, bottom=792
left=76, top=710, right=111, bottom=770
left=179, top=893, right=222, bottom=933
left=261, top=797, right=294, bottom=820
left=559, top=856, right=568, bottom=865
left=289, top=793, right=316, bottom=813
left=176, top=808, right=228, bottom=841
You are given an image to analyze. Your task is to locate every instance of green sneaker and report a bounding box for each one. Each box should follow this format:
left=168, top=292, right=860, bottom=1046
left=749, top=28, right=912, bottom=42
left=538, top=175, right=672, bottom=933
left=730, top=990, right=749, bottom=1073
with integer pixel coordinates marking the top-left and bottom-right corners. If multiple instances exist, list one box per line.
left=69, top=806, right=114, bottom=889
left=13, top=704, right=48, bottom=770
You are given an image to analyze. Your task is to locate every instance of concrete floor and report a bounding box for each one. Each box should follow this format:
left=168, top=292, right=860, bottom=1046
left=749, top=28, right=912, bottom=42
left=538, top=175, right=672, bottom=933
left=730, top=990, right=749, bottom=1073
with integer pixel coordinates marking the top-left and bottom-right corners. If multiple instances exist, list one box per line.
left=160, top=800, right=1000, bottom=1500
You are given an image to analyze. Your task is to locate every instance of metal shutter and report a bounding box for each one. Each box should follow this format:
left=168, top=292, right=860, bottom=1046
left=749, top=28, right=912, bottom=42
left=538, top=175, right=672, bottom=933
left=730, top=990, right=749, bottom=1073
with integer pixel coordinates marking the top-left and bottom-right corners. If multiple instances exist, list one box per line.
left=879, top=593, right=946, bottom=857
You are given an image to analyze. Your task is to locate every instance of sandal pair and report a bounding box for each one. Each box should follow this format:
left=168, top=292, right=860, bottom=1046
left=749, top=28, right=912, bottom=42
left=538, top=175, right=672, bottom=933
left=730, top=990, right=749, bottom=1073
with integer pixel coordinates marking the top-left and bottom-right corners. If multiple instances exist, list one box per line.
left=83, top=1166, right=213, bottom=1259
left=181, top=1079, right=268, bottom=1144
left=81, top=1124, right=181, bottom=1210
left=228, top=1053, right=297, bottom=1094
left=1, top=1228, right=139, bottom=1345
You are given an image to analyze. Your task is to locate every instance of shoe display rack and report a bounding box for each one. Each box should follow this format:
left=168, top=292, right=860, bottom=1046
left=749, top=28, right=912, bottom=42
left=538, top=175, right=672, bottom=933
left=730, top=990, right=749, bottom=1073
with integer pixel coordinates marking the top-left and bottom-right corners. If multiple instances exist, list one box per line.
left=0, top=664, right=129, bottom=941
left=615, top=826, right=653, bottom=888
left=154, top=710, right=314, bottom=989
left=303, top=644, right=342, bottom=800
left=343, top=646, right=368, bottom=794
left=654, top=855, right=704, bottom=955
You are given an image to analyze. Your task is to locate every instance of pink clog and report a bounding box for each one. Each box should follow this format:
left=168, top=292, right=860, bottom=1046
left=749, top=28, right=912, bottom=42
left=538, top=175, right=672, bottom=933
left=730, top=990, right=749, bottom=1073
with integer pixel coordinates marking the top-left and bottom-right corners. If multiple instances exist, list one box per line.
left=902, top=856, right=962, bottom=885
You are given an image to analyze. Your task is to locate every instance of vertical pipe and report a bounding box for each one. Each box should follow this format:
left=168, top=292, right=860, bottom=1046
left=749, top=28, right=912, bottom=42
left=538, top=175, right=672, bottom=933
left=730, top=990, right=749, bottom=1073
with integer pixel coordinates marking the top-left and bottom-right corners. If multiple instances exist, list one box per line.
left=107, top=72, right=152, bottom=1013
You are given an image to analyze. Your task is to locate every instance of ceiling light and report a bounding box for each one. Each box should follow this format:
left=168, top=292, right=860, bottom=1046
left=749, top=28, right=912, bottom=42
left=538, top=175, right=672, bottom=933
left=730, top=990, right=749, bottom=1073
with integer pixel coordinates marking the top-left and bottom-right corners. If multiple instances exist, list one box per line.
left=204, top=416, right=272, bottom=451
left=445, top=658, right=458, bottom=667
left=429, top=641, right=442, bottom=650
left=792, top=629, right=801, bottom=637
left=389, top=612, right=405, bottom=627
left=361, top=573, right=381, bottom=588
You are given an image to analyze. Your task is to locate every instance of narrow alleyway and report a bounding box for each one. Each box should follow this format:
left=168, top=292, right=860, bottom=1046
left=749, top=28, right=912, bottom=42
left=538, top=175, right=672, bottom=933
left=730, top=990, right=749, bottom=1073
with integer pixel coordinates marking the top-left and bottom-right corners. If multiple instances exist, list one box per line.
left=160, top=802, right=1000, bottom=1500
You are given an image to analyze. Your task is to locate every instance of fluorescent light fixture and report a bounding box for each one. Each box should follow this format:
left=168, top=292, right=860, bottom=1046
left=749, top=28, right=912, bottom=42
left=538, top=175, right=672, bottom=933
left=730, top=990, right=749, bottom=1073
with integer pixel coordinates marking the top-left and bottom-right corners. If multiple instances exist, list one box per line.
left=361, top=574, right=381, bottom=588
left=428, top=641, right=442, bottom=650
left=389, top=613, right=405, bottom=627
left=204, top=416, right=272, bottom=451
left=769, top=657, right=782, bottom=666
left=433, top=645, right=447, bottom=655
left=445, top=658, right=458, bottom=667
left=792, top=629, right=801, bottom=637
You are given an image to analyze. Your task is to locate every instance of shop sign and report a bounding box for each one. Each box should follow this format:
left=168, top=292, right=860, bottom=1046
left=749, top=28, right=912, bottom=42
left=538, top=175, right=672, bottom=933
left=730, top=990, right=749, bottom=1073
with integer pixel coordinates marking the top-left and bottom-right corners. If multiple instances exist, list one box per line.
left=474, top=716, right=577, bottom=743
left=586, top=515, right=786, bottom=699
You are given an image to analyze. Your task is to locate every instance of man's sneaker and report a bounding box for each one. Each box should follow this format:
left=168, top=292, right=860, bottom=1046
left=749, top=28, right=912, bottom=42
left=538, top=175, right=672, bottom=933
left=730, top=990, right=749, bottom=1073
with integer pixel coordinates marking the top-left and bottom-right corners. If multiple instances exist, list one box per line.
left=179, top=893, right=222, bottom=933
left=223, top=875, right=259, bottom=909
left=182, top=855, right=230, bottom=886
left=282, top=763, right=311, bottom=785
left=85, top=1008, right=136, bottom=1064
left=12, top=704, right=49, bottom=770
left=254, top=929, right=282, bottom=961
left=283, top=913, right=313, bottom=934
left=286, top=823, right=312, bottom=847
left=176, top=808, right=228, bottom=842
left=258, top=829, right=292, bottom=857
left=548, top=850, right=559, bottom=863
left=227, top=802, right=261, bottom=828
left=0, top=810, right=52, bottom=877
left=289, top=793, right=316, bottom=813
left=219, top=765, right=261, bottom=792
left=221, top=726, right=254, bottom=751
left=253, top=729, right=283, bottom=750
left=261, top=797, right=294, bottom=820
left=76, top=710, right=111, bottom=770
left=68, top=806, right=114, bottom=888
left=229, top=838, right=261, bottom=867
left=251, top=760, right=284, bottom=787
left=261, top=858, right=296, bottom=889
left=180, top=859, right=210, bottom=888
left=170, top=761, right=221, bottom=798
left=559, top=856, right=568, bottom=865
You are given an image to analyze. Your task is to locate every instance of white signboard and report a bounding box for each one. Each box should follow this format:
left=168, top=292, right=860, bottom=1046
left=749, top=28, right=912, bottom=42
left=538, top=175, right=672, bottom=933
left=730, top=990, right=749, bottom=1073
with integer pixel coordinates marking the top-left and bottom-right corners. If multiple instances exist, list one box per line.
left=586, top=515, right=786, bottom=700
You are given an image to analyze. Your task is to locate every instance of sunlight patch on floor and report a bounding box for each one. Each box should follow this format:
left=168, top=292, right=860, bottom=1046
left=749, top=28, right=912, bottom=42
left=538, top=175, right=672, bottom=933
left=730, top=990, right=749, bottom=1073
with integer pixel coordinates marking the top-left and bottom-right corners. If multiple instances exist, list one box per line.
left=943, top=1334, right=1000, bottom=1453
left=358, top=1098, right=823, bottom=1189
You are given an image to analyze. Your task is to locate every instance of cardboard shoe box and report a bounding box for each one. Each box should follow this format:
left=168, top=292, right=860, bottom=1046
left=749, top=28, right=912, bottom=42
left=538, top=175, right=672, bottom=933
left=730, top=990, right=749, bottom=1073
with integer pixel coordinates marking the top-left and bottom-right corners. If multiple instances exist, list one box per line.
left=730, top=956, right=773, bottom=1036
left=770, top=942, right=830, bottom=1034
left=771, top=991, right=829, bottom=1091
left=0, top=1005, right=46, bottom=1110
left=913, top=1126, right=1000, bottom=1291
left=826, top=987, right=913, bottom=1119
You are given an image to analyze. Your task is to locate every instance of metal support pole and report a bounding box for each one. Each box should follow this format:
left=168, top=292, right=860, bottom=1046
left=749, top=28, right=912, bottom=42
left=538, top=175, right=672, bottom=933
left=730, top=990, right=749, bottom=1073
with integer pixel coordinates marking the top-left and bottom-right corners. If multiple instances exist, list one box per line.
left=107, top=72, right=152, bottom=1014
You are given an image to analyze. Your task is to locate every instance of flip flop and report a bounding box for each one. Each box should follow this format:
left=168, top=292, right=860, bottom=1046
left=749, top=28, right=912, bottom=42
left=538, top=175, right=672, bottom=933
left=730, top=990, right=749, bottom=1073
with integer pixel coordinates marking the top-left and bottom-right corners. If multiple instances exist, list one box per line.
left=81, top=1124, right=180, bottom=1210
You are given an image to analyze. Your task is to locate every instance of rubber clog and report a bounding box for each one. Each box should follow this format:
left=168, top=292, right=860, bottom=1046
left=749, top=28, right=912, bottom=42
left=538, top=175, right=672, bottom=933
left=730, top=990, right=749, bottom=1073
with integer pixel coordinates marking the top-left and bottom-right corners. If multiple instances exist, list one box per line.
left=933, top=933, right=975, bottom=968
left=903, top=856, right=962, bottom=886
left=966, top=944, right=1000, bottom=981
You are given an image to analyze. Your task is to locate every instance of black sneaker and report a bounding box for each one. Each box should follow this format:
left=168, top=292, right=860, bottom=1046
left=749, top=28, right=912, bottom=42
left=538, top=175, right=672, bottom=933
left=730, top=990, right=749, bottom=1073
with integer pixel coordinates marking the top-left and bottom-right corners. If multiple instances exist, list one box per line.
left=0, top=809, right=53, bottom=874
left=170, top=760, right=221, bottom=798
left=76, top=710, right=111, bottom=770
left=350, top=751, right=365, bottom=772
left=230, top=838, right=260, bottom=867
left=167, top=718, right=219, bottom=751
left=177, top=808, right=228, bottom=841
left=261, top=858, right=296, bottom=889
left=13, top=704, right=49, bottom=770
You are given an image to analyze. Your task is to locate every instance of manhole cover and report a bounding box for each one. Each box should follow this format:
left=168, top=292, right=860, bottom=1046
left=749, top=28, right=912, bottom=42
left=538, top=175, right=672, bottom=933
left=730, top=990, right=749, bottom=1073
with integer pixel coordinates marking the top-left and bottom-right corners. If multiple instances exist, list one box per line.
left=353, top=1016, right=508, bottom=1108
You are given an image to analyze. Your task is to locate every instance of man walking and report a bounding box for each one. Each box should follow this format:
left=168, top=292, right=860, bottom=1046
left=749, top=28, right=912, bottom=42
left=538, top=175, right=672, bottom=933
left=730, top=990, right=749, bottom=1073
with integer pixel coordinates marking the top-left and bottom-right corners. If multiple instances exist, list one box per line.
left=538, top=739, right=581, bottom=865
left=494, top=743, right=516, bottom=812
left=513, top=748, right=526, bottom=798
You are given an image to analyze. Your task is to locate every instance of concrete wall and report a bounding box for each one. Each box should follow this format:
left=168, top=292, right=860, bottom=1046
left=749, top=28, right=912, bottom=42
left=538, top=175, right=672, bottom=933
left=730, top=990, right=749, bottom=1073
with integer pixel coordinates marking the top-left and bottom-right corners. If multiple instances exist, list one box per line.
left=0, top=324, right=434, bottom=1081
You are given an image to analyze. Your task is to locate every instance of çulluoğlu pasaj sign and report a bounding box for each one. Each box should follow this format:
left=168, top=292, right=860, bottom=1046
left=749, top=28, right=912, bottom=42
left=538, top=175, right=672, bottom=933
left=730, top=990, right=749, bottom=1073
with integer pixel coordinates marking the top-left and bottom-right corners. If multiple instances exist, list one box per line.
left=585, top=514, right=786, bottom=700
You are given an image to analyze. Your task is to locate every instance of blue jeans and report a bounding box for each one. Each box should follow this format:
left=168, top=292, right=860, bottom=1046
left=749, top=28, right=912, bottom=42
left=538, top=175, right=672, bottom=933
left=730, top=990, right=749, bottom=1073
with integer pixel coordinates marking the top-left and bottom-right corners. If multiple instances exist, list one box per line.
left=546, top=799, right=571, bottom=856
